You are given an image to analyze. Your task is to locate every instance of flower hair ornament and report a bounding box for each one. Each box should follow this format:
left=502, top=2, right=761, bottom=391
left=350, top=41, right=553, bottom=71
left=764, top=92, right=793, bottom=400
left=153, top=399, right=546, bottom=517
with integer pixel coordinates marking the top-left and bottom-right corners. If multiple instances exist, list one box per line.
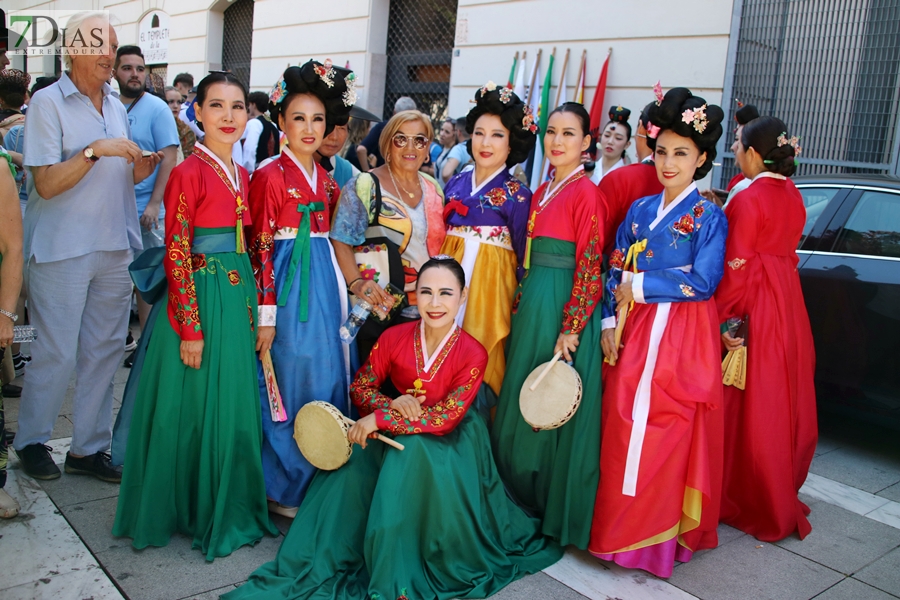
left=499, top=85, right=513, bottom=104
left=646, top=122, right=661, bottom=139
left=343, top=72, right=358, bottom=107
left=480, top=80, right=499, bottom=97
left=653, top=81, right=664, bottom=105
left=314, top=59, right=336, bottom=88
left=269, top=77, right=288, bottom=105
left=777, top=132, right=802, bottom=156
left=522, top=105, right=538, bottom=134
left=682, top=104, right=709, bottom=134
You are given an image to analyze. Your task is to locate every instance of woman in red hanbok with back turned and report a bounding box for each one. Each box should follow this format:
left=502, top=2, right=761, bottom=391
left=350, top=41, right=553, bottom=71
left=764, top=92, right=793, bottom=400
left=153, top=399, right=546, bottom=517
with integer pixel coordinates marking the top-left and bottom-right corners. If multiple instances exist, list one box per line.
left=716, top=116, right=817, bottom=542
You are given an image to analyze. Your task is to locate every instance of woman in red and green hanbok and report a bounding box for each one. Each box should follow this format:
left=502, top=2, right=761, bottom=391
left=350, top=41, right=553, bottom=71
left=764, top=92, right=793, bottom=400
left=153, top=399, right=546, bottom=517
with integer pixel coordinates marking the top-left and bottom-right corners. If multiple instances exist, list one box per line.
left=112, top=74, right=276, bottom=560
left=590, top=87, right=727, bottom=578
left=491, top=103, right=604, bottom=550
left=225, top=257, right=562, bottom=600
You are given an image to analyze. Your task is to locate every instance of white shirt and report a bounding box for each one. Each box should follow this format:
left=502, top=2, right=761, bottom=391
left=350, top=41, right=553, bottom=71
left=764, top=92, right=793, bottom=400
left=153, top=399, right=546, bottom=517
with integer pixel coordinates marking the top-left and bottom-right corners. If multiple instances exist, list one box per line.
left=178, top=105, right=204, bottom=141
left=241, top=117, right=264, bottom=173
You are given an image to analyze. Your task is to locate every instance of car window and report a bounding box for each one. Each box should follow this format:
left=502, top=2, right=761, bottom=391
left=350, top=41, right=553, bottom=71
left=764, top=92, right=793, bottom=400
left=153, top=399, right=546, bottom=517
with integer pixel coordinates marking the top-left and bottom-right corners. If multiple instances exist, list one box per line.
left=798, top=187, right=840, bottom=246
left=834, top=190, right=900, bottom=258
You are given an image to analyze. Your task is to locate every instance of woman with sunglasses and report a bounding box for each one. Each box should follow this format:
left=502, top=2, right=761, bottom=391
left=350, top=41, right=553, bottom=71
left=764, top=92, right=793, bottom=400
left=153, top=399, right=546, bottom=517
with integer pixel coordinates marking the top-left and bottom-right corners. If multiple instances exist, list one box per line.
left=441, top=82, right=536, bottom=412
left=332, top=110, right=446, bottom=360
left=492, top=102, right=604, bottom=550
left=247, top=61, right=357, bottom=518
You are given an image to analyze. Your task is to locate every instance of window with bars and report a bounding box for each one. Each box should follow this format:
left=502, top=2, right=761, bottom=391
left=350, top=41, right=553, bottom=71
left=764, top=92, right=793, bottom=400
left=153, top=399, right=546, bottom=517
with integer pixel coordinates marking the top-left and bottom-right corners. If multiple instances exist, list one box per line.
left=720, top=0, right=900, bottom=184
left=383, top=0, right=458, bottom=124
left=222, top=0, right=254, bottom=90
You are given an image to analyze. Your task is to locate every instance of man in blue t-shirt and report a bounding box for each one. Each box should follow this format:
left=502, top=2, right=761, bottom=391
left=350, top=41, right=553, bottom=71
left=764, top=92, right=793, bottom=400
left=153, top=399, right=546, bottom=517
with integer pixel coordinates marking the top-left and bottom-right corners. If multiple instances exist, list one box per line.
left=113, top=46, right=179, bottom=335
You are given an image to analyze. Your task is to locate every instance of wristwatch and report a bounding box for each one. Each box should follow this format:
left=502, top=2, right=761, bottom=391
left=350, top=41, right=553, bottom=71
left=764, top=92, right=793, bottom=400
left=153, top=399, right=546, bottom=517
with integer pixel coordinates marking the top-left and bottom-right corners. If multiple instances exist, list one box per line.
left=83, top=146, right=100, bottom=163
left=0, top=308, right=17, bottom=322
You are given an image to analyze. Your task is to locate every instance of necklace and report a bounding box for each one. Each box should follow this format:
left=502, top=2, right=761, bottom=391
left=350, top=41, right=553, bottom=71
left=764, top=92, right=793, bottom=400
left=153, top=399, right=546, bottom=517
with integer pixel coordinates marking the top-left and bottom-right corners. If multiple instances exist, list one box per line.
left=388, top=166, right=421, bottom=201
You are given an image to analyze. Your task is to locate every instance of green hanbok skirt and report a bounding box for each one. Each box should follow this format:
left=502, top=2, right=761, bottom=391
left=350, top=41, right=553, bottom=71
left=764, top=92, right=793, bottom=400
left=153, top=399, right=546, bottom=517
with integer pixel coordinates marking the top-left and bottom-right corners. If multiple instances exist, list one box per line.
left=223, top=410, right=562, bottom=600
left=491, top=237, right=602, bottom=549
left=112, top=228, right=277, bottom=560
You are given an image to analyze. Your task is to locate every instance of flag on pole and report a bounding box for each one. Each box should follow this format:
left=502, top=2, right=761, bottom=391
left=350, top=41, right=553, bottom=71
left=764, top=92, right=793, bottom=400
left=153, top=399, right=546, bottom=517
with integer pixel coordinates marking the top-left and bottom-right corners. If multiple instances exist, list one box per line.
left=513, top=53, right=528, bottom=101
left=524, top=58, right=542, bottom=183
left=575, top=51, right=587, bottom=104
left=508, top=52, right=519, bottom=87
left=531, top=52, right=555, bottom=189
left=588, top=49, right=612, bottom=158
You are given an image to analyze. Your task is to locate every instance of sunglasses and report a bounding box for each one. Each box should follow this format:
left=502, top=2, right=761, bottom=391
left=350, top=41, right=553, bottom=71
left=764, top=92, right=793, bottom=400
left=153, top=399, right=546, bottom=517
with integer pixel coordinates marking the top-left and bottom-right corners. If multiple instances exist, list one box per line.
left=392, top=133, right=429, bottom=150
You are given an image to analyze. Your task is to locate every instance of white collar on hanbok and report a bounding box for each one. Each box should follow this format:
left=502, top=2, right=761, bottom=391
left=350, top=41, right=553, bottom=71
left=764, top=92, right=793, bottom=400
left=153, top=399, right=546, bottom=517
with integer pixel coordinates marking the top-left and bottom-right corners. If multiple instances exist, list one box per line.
left=649, top=181, right=697, bottom=231
left=471, top=165, right=507, bottom=197
left=541, top=164, right=585, bottom=207
left=194, top=142, right=241, bottom=193
left=752, top=171, right=787, bottom=182
left=419, top=320, right=458, bottom=372
left=282, top=146, right=318, bottom=192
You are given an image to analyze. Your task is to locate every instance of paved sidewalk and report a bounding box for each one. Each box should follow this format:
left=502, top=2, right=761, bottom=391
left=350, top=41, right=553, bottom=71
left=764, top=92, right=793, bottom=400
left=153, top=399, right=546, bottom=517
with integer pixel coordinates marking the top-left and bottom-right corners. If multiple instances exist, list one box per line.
left=3, top=345, right=900, bottom=599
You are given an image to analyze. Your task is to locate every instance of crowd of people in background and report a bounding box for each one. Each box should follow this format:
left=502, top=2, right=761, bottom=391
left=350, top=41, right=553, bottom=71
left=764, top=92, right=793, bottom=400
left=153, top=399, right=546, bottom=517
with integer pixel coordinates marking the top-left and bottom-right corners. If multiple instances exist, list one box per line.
left=0, top=10, right=819, bottom=600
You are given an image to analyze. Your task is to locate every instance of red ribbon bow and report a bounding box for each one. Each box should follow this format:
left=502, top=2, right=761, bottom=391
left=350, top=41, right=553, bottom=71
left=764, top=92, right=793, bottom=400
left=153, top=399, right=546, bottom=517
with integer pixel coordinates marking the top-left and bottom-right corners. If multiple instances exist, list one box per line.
left=443, top=199, right=469, bottom=221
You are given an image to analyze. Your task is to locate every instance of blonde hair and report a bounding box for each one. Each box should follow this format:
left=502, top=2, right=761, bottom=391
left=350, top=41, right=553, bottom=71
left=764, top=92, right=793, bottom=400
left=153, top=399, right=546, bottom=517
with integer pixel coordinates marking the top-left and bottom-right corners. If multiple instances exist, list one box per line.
left=61, top=12, right=110, bottom=70
left=379, top=110, right=434, bottom=163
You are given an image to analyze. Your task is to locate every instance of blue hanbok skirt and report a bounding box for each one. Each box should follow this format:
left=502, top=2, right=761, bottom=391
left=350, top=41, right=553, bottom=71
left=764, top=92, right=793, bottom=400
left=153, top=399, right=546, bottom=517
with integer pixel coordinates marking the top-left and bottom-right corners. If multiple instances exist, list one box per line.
left=260, top=234, right=358, bottom=507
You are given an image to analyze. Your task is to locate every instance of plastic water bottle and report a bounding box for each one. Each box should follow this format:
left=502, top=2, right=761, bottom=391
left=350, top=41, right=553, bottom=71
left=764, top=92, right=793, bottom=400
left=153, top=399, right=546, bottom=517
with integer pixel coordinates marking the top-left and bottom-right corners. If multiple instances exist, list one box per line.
left=339, top=300, right=372, bottom=343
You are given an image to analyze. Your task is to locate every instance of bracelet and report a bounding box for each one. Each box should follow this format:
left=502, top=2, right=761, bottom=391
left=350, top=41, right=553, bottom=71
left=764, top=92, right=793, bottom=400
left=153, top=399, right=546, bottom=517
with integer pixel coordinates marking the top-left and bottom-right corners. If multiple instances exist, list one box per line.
left=0, top=308, right=17, bottom=322
left=347, top=278, right=363, bottom=293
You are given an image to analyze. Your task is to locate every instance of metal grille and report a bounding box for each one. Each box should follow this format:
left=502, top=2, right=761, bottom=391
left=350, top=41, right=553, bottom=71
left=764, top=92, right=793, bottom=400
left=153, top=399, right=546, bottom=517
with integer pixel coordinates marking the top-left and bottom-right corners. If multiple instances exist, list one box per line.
left=720, top=0, right=900, bottom=184
left=222, top=0, right=255, bottom=90
left=383, top=0, right=458, bottom=124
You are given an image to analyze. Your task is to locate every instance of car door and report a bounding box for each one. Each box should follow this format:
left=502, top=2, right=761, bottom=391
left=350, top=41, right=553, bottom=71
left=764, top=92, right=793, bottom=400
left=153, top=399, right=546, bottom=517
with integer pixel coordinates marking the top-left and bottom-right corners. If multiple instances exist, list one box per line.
left=799, top=186, right=900, bottom=427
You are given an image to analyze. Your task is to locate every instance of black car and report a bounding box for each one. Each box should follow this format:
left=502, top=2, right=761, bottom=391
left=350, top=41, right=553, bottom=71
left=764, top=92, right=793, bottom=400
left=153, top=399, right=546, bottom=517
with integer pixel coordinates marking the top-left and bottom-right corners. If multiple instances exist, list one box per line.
left=795, top=175, right=900, bottom=429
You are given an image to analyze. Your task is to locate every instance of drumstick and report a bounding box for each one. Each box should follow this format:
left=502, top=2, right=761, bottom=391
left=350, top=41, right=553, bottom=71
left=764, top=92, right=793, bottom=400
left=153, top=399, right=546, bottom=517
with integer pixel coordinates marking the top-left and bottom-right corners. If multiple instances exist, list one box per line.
left=607, top=304, right=628, bottom=367
left=529, top=350, right=563, bottom=391
left=341, top=416, right=405, bottom=451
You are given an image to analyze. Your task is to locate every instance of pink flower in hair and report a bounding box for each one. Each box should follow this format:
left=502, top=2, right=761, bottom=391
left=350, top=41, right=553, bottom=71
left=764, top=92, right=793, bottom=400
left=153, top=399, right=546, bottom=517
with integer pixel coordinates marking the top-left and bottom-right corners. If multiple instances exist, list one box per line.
left=647, top=123, right=661, bottom=139
left=682, top=108, right=696, bottom=125
left=653, top=81, right=664, bottom=105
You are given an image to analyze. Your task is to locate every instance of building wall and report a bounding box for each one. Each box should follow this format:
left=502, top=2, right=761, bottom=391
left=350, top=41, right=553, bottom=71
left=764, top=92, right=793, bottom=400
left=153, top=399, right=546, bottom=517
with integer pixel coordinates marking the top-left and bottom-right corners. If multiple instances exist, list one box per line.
left=6, top=0, right=392, bottom=116
left=448, top=0, right=736, bottom=163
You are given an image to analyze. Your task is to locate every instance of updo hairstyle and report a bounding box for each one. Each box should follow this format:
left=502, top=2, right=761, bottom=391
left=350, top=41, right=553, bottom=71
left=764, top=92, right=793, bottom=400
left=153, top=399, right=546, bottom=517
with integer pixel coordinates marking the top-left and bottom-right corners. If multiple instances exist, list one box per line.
left=465, top=86, right=537, bottom=168
left=741, top=115, right=797, bottom=177
left=268, top=60, right=355, bottom=137
left=418, top=256, right=466, bottom=290
left=645, top=87, right=724, bottom=180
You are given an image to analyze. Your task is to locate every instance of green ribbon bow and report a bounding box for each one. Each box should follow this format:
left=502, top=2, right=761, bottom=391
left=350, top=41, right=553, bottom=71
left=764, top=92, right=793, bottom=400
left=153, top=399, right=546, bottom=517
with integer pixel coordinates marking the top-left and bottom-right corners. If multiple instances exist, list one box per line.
left=277, top=201, right=325, bottom=322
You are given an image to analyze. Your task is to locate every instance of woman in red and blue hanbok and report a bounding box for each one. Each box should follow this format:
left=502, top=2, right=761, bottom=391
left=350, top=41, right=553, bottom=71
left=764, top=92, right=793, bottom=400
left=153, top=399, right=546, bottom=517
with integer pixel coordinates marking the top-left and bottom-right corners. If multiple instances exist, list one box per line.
left=249, top=62, right=358, bottom=514
left=590, top=88, right=727, bottom=578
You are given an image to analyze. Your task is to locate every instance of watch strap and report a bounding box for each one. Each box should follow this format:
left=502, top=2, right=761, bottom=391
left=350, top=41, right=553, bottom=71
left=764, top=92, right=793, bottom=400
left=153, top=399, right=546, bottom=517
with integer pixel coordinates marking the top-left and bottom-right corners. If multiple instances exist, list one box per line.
left=0, top=308, right=18, bottom=322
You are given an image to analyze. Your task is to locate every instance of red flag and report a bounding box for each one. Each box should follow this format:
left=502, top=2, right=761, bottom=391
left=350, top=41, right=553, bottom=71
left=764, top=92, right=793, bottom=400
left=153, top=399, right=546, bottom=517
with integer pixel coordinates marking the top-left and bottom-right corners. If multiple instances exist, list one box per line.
left=588, top=49, right=611, bottom=155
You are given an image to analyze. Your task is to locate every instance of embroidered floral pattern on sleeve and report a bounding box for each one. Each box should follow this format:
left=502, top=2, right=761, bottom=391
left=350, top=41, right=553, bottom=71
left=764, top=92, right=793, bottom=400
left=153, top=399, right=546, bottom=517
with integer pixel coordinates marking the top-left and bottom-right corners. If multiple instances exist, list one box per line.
left=377, top=368, right=480, bottom=435
left=680, top=283, right=696, bottom=297
left=505, top=179, right=521, bottom=196
left=609, top=248, right=625, bottom=270
left=167, top=192, right=202, bottom=337
left=562, top=216, right=603, bottom=335
left=251, top=229, right=276, bottom=305
left=349, top=359, right=393, bottom=414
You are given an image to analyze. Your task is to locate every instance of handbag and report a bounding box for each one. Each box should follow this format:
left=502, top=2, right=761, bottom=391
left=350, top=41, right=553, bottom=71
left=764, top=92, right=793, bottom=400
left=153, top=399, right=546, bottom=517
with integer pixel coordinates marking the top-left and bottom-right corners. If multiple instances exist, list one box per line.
left=722, top=314, right=749, bottom=390
left=352, top=174, right=409, bottom=334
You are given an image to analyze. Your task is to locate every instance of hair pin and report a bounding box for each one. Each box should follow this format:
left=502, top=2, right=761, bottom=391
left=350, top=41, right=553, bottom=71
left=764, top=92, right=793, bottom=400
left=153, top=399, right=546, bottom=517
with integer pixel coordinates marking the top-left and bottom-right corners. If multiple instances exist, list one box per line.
left=480, top=80, right=499, bottom=97
left=269, top=77, right=287, bottom=105
left=522, top=105, right=538, bottom=133
left=777, top=132, right=802, bottom=156
left=653, top=81, right=664, bottom=105
left=682, top=104, right=708, bottom=134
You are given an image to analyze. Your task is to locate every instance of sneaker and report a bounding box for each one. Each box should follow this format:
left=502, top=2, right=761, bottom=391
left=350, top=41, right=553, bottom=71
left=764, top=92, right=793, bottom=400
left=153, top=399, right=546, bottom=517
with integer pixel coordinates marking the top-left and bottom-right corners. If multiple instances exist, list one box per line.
left=124, top=331, right=137, bottom=352
left=16, top=443, right=61, bottom=480
left=0, top=488, right=19, bottom=519
left=123, top=349, right=135, bottom=369
left=12, top=353, right=30, bottom=378
left=64, top=451, right=122, bottom=483
left=267, top=500, right=298, bottom=519
left=1, top=383, right=21, bottom=398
